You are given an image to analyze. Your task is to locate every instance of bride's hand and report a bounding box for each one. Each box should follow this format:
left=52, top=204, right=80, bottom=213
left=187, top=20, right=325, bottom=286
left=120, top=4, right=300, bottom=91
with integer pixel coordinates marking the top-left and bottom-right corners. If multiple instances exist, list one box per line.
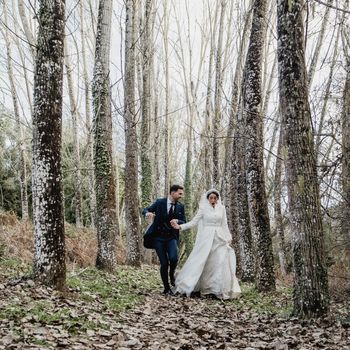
left=170, top=219, right=180, bottom=230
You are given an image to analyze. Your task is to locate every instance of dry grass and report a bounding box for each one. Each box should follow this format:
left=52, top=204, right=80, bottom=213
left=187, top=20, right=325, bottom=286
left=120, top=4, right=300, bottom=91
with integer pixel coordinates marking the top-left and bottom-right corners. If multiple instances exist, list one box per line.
left=0, top=213, right=126, bottom=268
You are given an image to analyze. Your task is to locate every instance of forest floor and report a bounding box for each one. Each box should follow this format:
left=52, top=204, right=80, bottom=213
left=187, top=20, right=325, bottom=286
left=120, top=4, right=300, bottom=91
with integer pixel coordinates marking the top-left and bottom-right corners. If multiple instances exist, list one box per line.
left=0, top=218, right=349, bottom=349
left=0, top=259, right=349, bottom=350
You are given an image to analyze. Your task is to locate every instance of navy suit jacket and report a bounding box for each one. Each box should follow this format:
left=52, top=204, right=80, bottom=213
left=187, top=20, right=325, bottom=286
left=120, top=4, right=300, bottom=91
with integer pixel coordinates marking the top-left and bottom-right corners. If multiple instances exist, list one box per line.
left=142, top=198, right=186, bottom=248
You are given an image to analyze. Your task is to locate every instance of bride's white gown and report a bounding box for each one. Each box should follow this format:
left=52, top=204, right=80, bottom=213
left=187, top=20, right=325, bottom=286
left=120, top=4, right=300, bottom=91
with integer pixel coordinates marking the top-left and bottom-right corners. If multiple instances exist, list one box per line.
left=174, top=196, right=241, bottom=299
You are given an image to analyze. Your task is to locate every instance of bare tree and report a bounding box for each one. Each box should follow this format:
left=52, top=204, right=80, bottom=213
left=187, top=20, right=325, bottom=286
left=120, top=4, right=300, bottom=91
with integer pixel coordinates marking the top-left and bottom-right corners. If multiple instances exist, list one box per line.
left=342, top=34, right=350, bottom=239
left=140, top=0, right=154, bottom=208
left=243, top=0, right=275, bottom=292
left=2, top=4, right=29, bottom=220
left=277, top=0, right=329, bottom=318
left=124, top=0, right=141, bottom=267
left=65, top=42, right=83, bottom=227
left=32, top=0, right=66, bottom=290
left=80, top=0, right=96, bottom=228
left=212, top=0, right=226, bottom=188
left=92, top=0, right=118, bottom=270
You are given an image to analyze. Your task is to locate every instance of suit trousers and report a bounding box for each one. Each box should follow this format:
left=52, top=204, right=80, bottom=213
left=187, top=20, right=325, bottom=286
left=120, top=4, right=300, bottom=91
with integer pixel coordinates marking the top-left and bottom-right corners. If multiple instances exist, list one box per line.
left=153, top=235, right=178, bottom=290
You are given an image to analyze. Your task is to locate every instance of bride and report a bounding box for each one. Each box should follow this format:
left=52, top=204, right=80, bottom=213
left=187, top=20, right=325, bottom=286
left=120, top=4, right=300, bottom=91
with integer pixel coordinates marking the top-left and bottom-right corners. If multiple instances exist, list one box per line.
left=171, top=189, right=241, bottom=299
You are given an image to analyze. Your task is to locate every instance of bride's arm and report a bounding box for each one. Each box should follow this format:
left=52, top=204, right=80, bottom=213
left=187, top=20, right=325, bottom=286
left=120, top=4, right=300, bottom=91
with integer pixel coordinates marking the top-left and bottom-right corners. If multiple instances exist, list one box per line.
left=179, top=208, right=203, bottom=231
left=221, top=207, right=233, bottom=242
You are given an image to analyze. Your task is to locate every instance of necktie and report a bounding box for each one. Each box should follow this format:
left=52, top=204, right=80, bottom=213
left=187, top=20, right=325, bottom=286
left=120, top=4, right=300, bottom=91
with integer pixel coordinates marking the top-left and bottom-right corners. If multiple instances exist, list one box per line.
left=169, top=203, right=175, bottom=216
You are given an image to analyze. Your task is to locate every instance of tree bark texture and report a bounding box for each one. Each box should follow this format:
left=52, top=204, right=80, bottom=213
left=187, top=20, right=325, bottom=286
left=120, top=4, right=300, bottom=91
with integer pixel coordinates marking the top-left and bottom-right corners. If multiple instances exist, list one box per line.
left=277, top=0, right=329, bottom=318
left=32, top=0, right=66, bottom=290
left=342, top=54, right=350, bottom=239
left=243, top=0, right=275, bottom=292
left=124, top=0, right=141, bottom=267
left=92, top=0, right=118, bottom=271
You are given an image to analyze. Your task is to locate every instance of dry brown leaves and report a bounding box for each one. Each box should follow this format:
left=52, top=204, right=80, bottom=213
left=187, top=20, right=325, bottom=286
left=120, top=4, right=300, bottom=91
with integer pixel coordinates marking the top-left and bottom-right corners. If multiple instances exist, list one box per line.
left=0, top=278, right=349, bottom=350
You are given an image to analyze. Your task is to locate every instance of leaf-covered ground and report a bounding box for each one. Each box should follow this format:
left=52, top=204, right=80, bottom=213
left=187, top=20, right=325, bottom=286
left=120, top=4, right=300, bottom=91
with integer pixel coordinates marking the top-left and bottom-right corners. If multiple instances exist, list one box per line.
left=0, top=259, right=349, bottom=349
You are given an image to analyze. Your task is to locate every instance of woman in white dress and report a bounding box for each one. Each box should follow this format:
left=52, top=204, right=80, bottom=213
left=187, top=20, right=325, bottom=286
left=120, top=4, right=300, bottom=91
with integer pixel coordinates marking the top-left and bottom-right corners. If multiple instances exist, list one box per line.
left=171, top=189, right=241, bottom=300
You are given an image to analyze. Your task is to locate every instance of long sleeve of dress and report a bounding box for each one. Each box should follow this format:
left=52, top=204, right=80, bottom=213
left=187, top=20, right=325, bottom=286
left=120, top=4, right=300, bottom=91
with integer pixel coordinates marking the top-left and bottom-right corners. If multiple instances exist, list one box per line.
left=220, top=207, right=233, bottom=243
left=179, top=208, right=203, bottom=231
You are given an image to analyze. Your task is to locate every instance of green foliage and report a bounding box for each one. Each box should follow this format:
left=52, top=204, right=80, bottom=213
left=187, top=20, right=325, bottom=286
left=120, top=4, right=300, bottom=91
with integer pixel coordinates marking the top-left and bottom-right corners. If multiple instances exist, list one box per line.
left=226, top=283, right=293, bottom=316
left=67, top=266, right=161, bottom=312
left=0, top=257, right=32, bottom=278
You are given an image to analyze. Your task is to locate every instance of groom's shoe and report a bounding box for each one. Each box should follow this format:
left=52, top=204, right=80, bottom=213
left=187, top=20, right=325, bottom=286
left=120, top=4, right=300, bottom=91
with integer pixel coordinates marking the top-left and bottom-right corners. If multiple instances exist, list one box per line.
left=163, top=288, right=174, bottom=296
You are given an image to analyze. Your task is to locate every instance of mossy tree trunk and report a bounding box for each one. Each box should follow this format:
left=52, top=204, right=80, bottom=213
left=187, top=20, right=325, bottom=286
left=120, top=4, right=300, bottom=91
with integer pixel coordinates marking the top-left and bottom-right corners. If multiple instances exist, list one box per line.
left=277, top=0, right=329, bottom=318
left=92, top=0, right=118, bottom=271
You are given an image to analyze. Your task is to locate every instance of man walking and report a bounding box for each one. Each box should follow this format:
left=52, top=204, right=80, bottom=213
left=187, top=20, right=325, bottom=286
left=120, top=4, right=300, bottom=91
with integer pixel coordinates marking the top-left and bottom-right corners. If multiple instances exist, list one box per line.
left=143, top=185, right=186, bottom=295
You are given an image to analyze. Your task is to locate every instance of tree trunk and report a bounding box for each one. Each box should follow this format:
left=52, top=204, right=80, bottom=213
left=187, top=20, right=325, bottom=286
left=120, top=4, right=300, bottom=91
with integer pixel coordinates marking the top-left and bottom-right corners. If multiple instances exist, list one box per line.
left=274, top=123, right=287, bottom=276
left=17, top=0, right=36, bottom=58
left=162, top=0, right=170, bottom=195
left=342, top=49, right=350, bottom=239
left=307, top=0, right=331, bottom=88
left=124, top=0, right=141, bottom=267
left=65, top=45, right=83, bottom=227
left=234, top=116, right=255, bottom=282
left=92, top=0, right=118, bottom=271
left=2, top=6, right=29, bottom=220
left=243, top=0, right=275, bottom=292
left=32, top=0, right=66, bottom=290
left=80, top=0, right=96, bottom=228
left=140, top=0, right=153, bottom=209
left=212, top=0, right=226, bottom=188
left=203, top=3, right=219, bottom=189
left=277, top=0, right=329, bottom=318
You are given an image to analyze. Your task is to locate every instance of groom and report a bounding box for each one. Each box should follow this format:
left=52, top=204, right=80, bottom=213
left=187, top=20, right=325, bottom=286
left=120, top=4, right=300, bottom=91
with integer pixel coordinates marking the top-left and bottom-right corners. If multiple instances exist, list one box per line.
left=142, top=185, right=186, bottom=295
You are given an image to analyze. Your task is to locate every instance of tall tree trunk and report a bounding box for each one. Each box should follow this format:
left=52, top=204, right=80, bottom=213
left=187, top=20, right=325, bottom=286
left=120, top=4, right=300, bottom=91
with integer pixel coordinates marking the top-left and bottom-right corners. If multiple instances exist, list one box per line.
left=92, top=0, right=118, bottom=271
left=243, top=0, right=275, bottom=292
left=163, top=0, right=170, bottom=195
left=17, top=0, right=36, bottom=58
left=203, top=3, right=219, bottom=189
left=307, top=0, right=331, bottom=88
left=124, top=0, right=141, bottom=267
left=212, top=0, right=226, bottom=188
left=277, top=0, right=329, bottom=318
left=315, top=19, right=342, bottom=157
left=274, top=123, right=287, bottom=276
left=140, top=0, right=153, bottom=208
left=222, top=4, right=252, bottom=200
left=80, top=0, right=96, bottom=228
left=234, top=112, right=255, bottom=281
left=32, top=0, right=66, bottom=290
left=2, top=5, right=29, bottom=220
left=65, top=45, right=83, bottom=227
left=342, top=46, right=350, bottom=239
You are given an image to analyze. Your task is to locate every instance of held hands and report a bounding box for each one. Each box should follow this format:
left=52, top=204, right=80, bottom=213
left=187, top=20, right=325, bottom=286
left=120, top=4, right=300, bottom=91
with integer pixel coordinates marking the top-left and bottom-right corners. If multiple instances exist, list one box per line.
left=145, top=212, right=155, bottom=222
left=170, top=219, right=180, bottom=230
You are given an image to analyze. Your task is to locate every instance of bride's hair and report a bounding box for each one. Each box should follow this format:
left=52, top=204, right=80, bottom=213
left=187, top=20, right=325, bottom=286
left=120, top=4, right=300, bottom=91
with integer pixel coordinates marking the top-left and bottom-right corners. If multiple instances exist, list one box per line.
left=206, top=190, right=219, bottom=199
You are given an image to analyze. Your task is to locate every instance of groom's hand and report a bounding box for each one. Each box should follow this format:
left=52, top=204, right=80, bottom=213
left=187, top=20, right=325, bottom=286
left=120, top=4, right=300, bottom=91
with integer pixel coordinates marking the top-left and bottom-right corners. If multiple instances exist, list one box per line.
left=170, top=219, right=179, bottom=229
left=145, top=212, right=155, bottom=222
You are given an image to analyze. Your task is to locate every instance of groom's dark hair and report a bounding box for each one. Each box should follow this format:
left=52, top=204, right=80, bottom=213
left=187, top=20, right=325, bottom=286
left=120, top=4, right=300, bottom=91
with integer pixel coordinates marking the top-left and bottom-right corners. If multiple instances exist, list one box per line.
left=169, top=184, right=184, bottom=193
